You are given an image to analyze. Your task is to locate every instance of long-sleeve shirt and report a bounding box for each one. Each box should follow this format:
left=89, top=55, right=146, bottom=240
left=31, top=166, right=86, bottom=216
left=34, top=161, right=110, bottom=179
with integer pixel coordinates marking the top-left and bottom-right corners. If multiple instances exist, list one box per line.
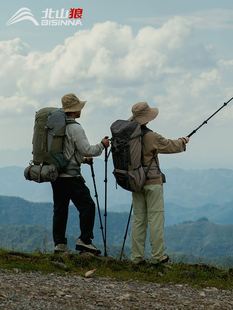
left=60, top=118, right=104, bottom=177
left=142, top=130, right=186, bottom=185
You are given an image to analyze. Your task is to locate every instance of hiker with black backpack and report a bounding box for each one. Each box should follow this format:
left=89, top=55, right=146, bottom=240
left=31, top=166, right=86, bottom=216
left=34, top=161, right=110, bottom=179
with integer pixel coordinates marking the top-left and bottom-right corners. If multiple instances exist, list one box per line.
left=127, top=102, right=189, bottom=265
left=51, top=93, right=109, bottom=254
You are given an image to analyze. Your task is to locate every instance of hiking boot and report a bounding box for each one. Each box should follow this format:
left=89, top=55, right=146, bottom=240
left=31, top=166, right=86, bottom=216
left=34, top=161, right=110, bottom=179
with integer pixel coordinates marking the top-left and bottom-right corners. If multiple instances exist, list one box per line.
left=131, top=259, right=147, bottom=270
left=160, top=255, right=170, bottom=264
left=54, top=243, right=69, bottom=253
left=75, top=239, right=101, bottom=255
left=150, top=254, right=170, bottom=266
left=132, top=259, right=146, bottom=266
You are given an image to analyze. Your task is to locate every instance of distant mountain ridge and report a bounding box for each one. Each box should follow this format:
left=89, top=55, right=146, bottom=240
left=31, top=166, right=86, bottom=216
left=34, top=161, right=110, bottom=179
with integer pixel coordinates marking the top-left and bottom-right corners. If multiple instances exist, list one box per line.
left=1, top=165, right=233, bottom=228
left=166, top=218, right=233, bottom=258
left=1, top=164, right=233, bottom=213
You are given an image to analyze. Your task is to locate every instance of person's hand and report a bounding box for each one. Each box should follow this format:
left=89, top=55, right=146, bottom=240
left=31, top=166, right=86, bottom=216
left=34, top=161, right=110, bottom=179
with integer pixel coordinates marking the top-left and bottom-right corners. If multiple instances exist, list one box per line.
left=101, top=136, right=110, bottom=148
left=83, top=157, right=93, bottom=165
left=180, top=137, right=189, bottom=144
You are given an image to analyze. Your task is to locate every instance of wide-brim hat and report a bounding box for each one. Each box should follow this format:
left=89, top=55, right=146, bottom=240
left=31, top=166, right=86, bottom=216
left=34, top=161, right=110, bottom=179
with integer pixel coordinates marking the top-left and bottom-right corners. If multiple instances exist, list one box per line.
left=62, top=93, right=86, bottom=112
left=129, top=102, right=159, bottom=124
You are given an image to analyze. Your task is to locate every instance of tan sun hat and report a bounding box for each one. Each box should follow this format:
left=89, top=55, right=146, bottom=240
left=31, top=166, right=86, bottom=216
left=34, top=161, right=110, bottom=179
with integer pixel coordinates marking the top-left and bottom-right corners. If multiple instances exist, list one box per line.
left=61, top=93, right=86, bottom=112
left=129, top=102, right=159, bottom=124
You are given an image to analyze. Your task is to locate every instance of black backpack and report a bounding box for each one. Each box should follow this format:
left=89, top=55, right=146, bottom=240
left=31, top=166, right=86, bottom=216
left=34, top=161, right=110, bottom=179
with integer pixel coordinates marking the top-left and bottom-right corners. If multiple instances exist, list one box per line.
left=110, top=120, right=153, bottom=192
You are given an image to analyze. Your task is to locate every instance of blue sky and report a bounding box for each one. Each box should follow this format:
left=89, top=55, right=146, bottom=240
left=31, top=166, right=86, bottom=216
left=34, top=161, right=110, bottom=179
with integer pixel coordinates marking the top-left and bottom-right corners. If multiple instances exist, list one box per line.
left=0, top=0, right=233, bottom=169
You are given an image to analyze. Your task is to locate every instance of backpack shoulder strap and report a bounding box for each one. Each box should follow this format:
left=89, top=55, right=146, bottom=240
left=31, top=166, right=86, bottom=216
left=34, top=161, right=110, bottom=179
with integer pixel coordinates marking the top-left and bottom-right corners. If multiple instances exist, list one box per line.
left=140, top=125, right=154, bottom=178
left=151, top=150, right=166, bottom=183
left=66, top=119, right=80, bottom=125
left=140, top=126, right=165, bottom=182
left=64, top=119, right=81, bottom=166
left=141, top=125, right=152, bottom=136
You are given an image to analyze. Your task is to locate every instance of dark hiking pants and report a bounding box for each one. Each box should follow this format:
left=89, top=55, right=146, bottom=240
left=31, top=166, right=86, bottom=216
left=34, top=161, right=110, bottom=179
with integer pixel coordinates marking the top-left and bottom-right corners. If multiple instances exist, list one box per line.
left=51, top=177, right=95, bottom=246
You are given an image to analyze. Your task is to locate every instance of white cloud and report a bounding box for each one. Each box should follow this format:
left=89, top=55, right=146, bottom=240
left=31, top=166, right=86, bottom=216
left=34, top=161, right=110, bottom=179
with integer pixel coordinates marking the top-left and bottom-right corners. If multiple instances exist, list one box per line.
left=0, top=95, right=38, bottom=116
left=0, top=18, right=233, bottom=159
left=129, top=9, right=233, bottom=30
left=188, top=9, right=233, bottom=30
left=0, top=38, right=29, bottom=55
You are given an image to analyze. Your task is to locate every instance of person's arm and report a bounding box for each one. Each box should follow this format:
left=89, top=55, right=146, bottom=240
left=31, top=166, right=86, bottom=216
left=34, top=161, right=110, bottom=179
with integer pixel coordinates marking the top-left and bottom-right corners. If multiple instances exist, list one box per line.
left=71, top=124, right=104, bottom=157
left=152, top=132, right=189, bottom=154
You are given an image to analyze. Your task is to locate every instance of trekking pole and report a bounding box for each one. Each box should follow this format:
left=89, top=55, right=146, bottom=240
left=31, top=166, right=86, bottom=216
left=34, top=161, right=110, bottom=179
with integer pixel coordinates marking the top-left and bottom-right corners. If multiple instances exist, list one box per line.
left=104, top=146, right=108, bottom=257
left=90, top=162, right=105, bottom=248
left=119, top=204, right=133, bottom=261
left=187, top=96, right=233, bottom=138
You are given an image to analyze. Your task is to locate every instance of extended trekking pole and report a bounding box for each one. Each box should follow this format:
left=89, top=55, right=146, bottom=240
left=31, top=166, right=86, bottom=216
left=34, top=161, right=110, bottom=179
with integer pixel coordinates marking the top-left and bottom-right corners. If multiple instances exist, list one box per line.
left=104, top=146, right=108, bottom=257
left=119, top=204, right=133, bottom=261
left=187, top=96, right=233, bottom=138
left=90, top=162, right=105, bottom=248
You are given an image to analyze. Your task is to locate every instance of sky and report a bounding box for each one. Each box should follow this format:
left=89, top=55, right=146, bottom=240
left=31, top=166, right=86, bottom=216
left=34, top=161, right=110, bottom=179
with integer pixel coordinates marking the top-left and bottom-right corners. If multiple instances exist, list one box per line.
left=0, top=0, right=233, bottom=169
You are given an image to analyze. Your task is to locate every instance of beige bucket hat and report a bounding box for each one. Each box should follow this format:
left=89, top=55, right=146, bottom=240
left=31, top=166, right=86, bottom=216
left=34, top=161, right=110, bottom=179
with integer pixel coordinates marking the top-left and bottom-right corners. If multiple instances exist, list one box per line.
left=62, top=93, right=86, bottom=112
left=129, top=102, right=159, bottom=124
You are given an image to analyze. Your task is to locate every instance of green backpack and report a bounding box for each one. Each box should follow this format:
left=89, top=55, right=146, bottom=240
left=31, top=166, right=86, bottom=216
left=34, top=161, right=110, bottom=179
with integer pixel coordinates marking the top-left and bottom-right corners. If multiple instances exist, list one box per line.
left=24, top=107, right=76, bottom=182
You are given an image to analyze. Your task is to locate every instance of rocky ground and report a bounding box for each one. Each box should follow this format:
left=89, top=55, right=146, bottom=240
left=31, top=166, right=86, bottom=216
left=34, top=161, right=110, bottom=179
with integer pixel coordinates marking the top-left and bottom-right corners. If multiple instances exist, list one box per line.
left=0, top=269, right=233, bottom=309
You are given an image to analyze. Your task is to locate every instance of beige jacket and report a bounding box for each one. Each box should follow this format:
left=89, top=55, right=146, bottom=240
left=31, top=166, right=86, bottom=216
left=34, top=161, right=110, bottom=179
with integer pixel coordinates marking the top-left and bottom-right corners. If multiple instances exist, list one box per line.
left=142, top=129, right=186, bottom=185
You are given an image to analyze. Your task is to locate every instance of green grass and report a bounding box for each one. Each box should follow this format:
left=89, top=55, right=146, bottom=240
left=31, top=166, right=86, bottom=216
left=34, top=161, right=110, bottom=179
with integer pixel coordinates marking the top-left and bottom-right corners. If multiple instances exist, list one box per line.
left=0, top=249, right=233, bottom=289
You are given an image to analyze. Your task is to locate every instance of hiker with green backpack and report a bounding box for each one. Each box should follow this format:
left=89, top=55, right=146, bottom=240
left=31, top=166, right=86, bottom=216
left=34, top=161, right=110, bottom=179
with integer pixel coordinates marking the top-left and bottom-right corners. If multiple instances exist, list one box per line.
left=50, top=93, right=109, bottom=254
left=25, top=93, right=109, bottom=254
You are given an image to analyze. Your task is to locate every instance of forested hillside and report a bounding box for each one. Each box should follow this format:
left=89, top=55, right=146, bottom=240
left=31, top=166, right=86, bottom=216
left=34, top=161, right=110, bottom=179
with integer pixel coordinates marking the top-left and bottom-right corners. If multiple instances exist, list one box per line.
left=0, top=196, right=233, bottom=266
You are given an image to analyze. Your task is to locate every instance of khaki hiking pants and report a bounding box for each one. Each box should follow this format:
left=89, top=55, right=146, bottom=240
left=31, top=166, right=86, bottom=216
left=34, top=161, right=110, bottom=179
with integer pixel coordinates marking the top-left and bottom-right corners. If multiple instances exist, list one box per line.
left=131, top=184, right=165, bottom=264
